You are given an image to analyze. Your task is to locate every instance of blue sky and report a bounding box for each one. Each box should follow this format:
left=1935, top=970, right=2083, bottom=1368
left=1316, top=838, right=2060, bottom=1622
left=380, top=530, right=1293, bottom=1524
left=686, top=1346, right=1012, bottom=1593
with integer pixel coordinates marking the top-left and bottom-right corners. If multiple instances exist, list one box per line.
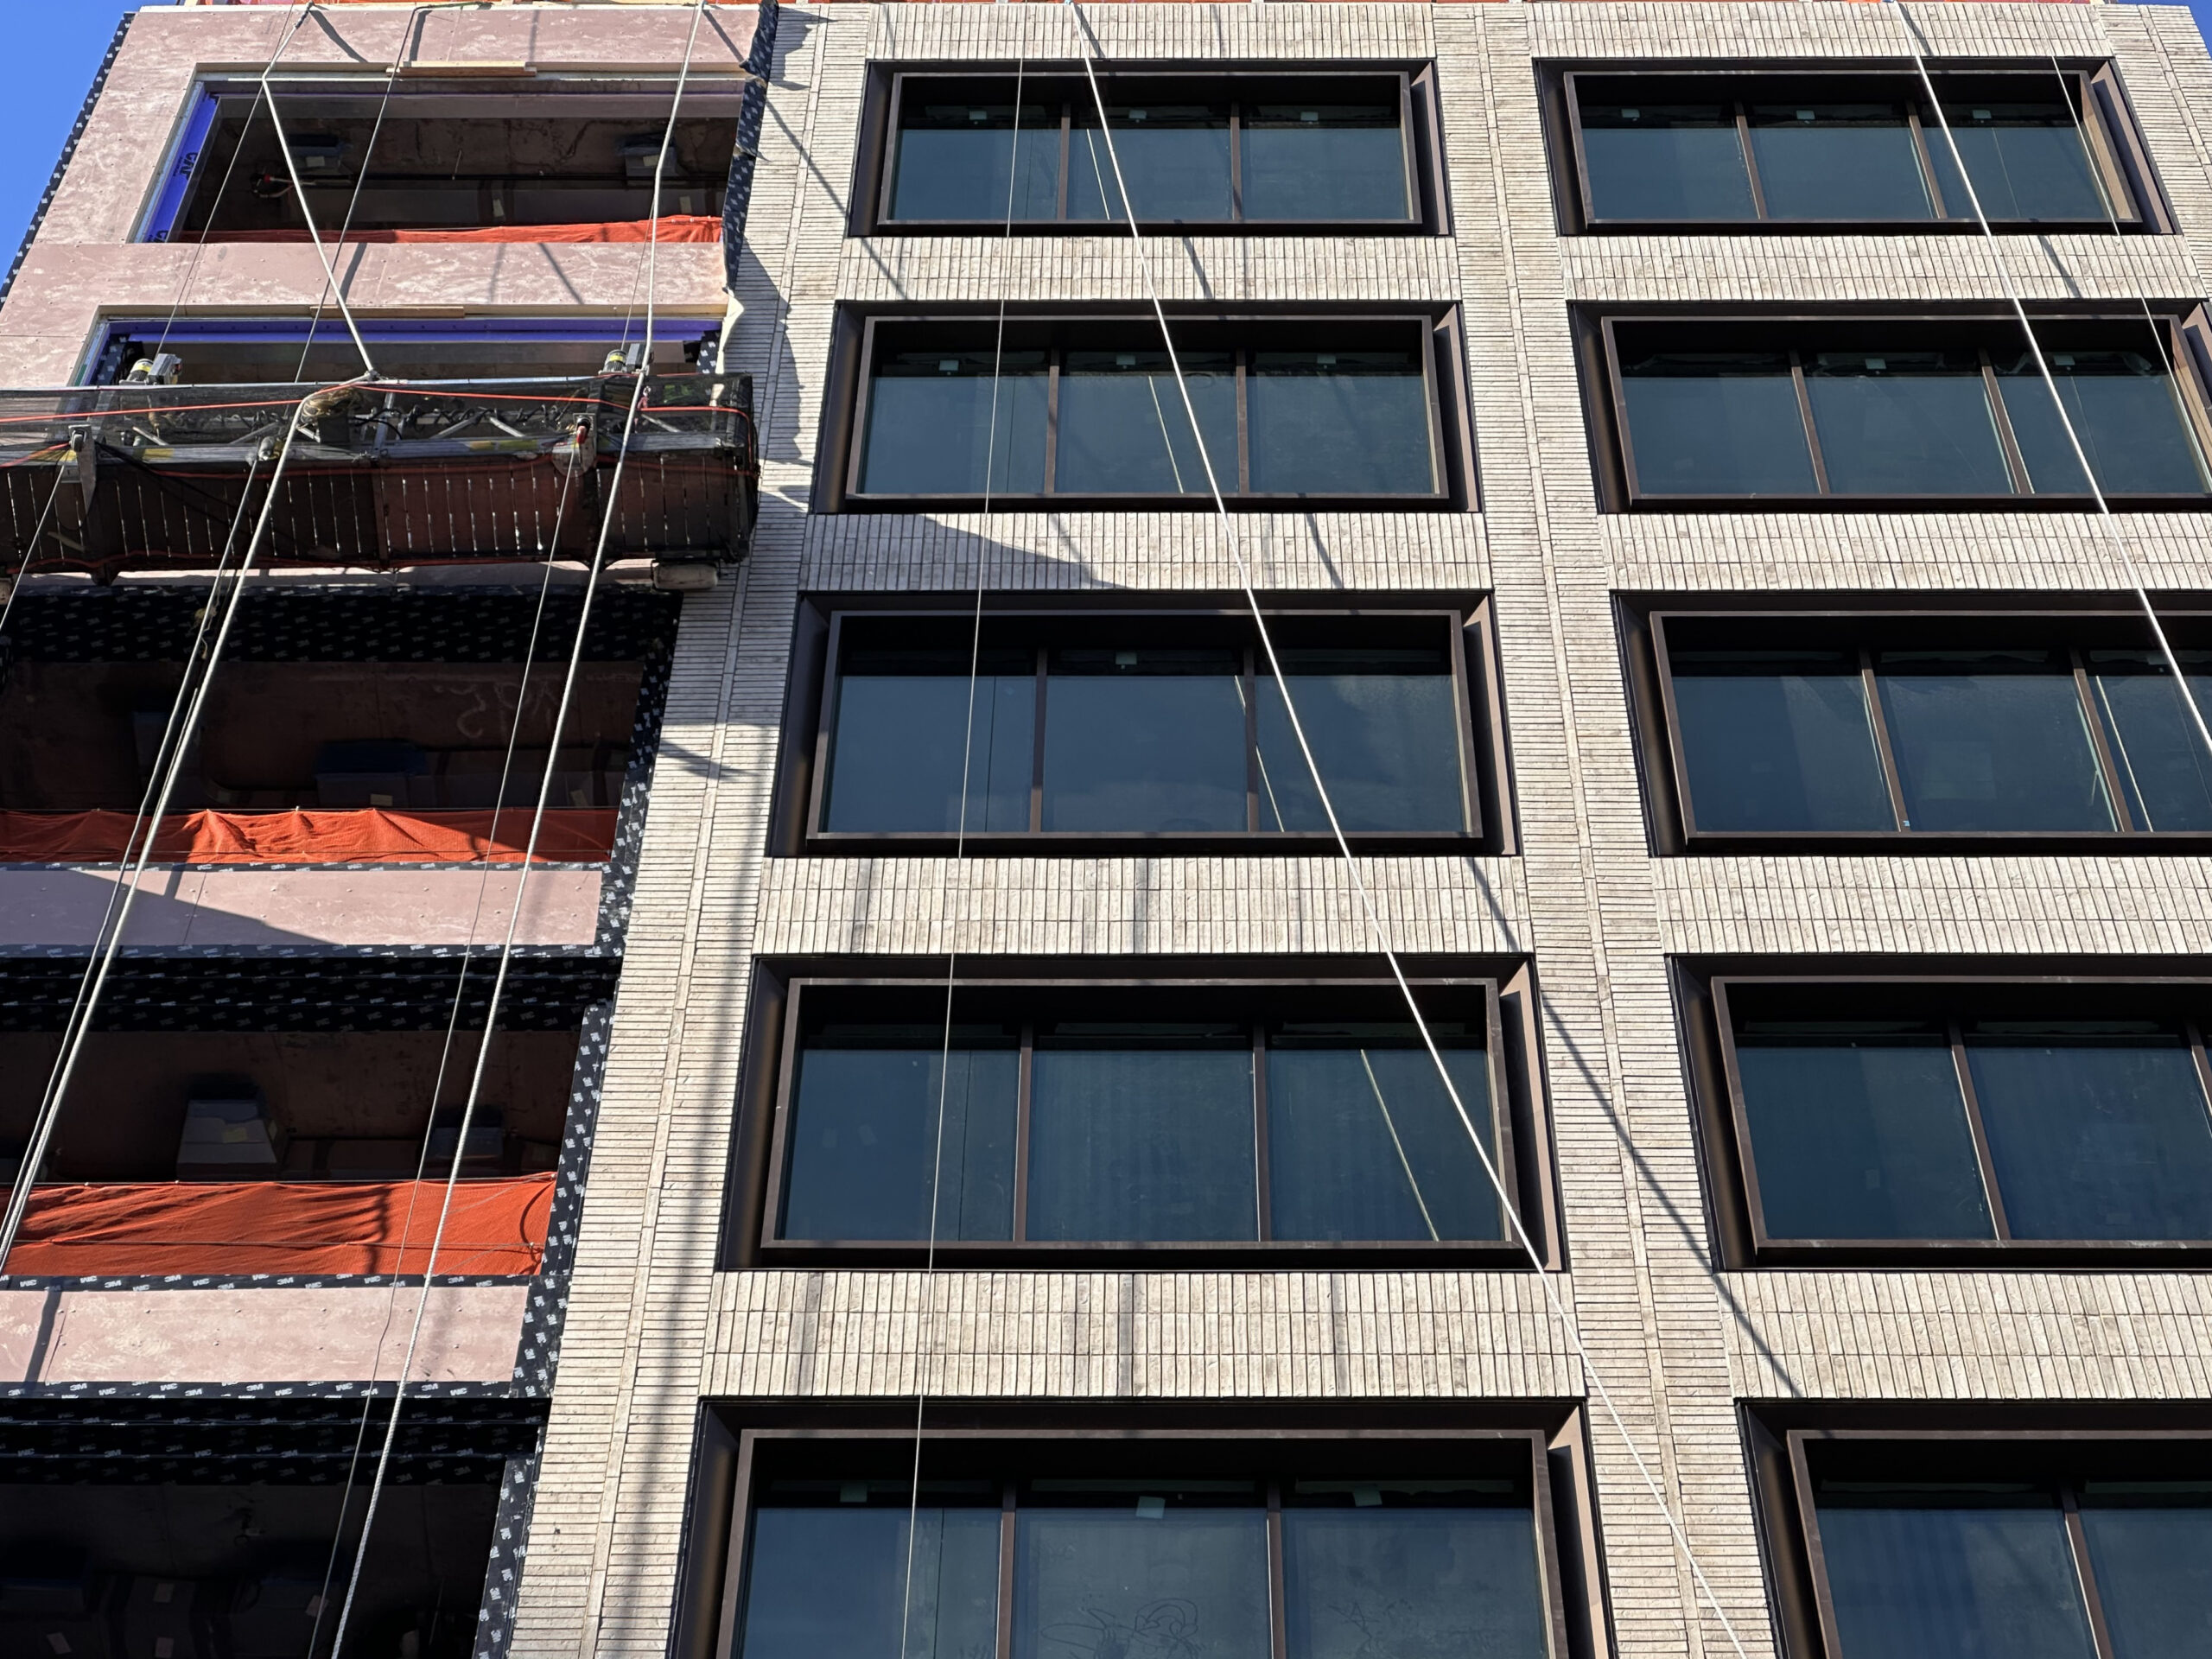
left=3, top=0, right=2212, bottom=274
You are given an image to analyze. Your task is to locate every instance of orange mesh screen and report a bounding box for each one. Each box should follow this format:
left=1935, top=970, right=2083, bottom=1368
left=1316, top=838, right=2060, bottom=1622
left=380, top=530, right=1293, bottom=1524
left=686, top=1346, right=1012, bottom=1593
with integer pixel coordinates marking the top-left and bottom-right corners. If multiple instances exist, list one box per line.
left=0, top=808, right=616, bottom=864
left=205, top=215, right=723, bottom=245
left=1, top=1174, right=555, bottom=1276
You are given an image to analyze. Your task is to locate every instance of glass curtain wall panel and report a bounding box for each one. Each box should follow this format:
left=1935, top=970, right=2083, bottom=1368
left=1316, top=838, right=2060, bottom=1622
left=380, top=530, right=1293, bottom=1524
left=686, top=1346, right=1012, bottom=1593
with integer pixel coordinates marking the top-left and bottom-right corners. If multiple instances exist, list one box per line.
left=736, top=1463, right=1552, bottom=1659
left=1608, top=319, right=2212, bottom=503
left=816, top=616, right=1476, bottom=841
left=880, top=73, right=1417, bottom=226
left=1656, top=615, right=2212, bottom=840
left=771, top=988, right=1508, bottom=1249
left=1570, top=72, right=2126, bottom=226
left=1723, top=985, right=2212, bottom=1248
left=850, top=319, right=1443, bottom=504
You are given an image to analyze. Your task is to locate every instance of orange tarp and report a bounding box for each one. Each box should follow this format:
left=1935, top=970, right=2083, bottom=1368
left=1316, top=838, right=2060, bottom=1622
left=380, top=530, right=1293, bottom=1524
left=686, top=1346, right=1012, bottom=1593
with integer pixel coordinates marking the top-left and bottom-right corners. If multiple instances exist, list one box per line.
left=0, top=807, right=616, bottom=865
left=0, top=1174, right=554, bottom=1276
left=207, top=215, right=722, bottom=245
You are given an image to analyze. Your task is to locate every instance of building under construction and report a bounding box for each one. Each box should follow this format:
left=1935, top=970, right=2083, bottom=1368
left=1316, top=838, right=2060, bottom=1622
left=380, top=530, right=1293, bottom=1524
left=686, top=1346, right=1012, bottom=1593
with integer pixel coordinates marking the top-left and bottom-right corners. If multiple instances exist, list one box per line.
left=6, top=0, right=2212, bottom=1656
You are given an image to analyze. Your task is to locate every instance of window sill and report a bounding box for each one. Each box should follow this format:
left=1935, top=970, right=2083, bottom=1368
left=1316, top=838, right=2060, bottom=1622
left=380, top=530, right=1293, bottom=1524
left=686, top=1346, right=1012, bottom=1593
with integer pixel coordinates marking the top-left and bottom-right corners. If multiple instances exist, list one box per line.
left=755, top=1240, right=1536, bottom=1269
left=1580, top=218, right=2149, bottom=237
left=1624, top=492, right=2212, bottom=513
left=1677, top=830, right=2212, bottom=855
left=798, top=830, right=1498, bottom=856
left=1746, top=1239, right=2212, bottom=1269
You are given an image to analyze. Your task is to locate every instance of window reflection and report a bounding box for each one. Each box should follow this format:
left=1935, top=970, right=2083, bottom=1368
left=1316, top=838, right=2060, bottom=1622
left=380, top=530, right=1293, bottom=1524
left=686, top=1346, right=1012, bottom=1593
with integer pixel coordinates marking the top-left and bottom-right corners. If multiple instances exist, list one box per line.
left=1745, top=103, right=1933, bottom=219
left=1041, top=648, right=1247, bottom=833
left=741, top=1502, right=1002, bottom=1659
left=1875, top=652, right=2115, bottom=832
left=1801, top=352, right=2011, bottom=495
left=1995, top=351, right=2212, bottom=495
left=1669, top=652, right=1893, bottom=832
left=2089, top=651, right=2212, bottom=830
left=1068, top=105, right=1233, bottom=222
left=1578, top=103, right=1756, bottom=221
left=859, top=350, right=1046, bottom=496
left=1618, top=353, right=1816, bottom=495
left=889, top=100, right=1060, bottom=222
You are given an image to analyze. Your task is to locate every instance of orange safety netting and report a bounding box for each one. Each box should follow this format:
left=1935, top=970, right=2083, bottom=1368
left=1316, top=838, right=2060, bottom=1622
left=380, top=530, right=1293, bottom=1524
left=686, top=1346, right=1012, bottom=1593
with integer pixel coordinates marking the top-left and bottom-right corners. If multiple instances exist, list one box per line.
left=0, top=807, right=616, bottom=865
left=205, top=215, right=722, bottom=245
left=0, top=1174, right=554, bottom=1276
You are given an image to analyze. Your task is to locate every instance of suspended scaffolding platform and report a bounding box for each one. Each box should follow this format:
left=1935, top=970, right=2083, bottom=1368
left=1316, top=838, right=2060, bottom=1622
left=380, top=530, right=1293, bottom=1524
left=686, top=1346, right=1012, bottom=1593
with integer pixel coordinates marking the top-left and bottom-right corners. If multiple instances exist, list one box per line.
left=0, top=372, right=757, bottom=579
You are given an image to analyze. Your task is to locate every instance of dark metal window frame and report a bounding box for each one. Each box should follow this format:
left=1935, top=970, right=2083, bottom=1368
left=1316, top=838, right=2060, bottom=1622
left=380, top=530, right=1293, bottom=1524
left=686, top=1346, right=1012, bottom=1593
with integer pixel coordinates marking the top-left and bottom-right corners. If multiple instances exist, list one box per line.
left=850, top=60, right=1447, bottom=237
left=1621, top=595, right=2212, bottom=855
left=772, top=594, right=1515, bottom=856
left=1742, top=1404, right=2212, bottom=1659
left=1545, top=61, right=2167, bottom=237
left=672, top=1402, right=1616, bottom=1659
left=144, top=73, right=751, bottom=244
left=721, top=955, right=1561, bottom=1270
left=822, top=305, right=1473, bottom=512
left=1675, top=957, right=2212, bottom=1268
left=1583, top=308, right=2212, bottom=512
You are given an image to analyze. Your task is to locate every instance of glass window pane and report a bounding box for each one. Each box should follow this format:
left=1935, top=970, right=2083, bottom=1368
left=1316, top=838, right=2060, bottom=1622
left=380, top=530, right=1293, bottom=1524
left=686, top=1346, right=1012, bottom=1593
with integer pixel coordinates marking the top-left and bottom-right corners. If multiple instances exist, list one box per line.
left=1875, top=653, right=2116, bottom=832
left=1247, top=351, right=1436, bottom=495
left=1998, top=351, right=2212, bottom=496
left=1746, top=104, right=1935, bottom=219
left=1967, top=1038, right=2212, bottom=1240
left=2089, top=652, right=2212, bottom=831
left=1815, top=1498, right=2098, bottom=1659
left=741, top=1506, right=1001, bottom=1659
left=2079, top=1500, right=2212, bottom=1659
left=1054, top=351, right=1236, bottom=494
left=1669, top=655, right=1895, bottom=832
left=1027, top=1039, right=1257, bottom=1241
left=1928, top=101, right=2109, bottom=222
left=1282, top=1507, right=1548, bottom=1659
left=1736, top=1040, right=1994, bottom=1240
left=1618, top=353, right=1817, bottom=495
left=1014, top=1503, right=1271, bottom=1659
left=1255, top=649, right=1466, bottom=832
left=1069, top=106, right=1233, bottom=222
left=889, top=100, right=1060, bottom=221
left=1802, top=352, right=2013, bottom=495
left=1577, top=103, right=1758, bottom=221
left=1041, top=648, right=1246, bottom=832
left=861, top=350, right=1048, bottom=495
left=780, top=1041, right=1019, bottom=1241
left=1266, top=1033, right=1501, bottom=1242
left=823, top=648, right=1035, bottom=833
left=1241, top=105, right=1409, bottom=221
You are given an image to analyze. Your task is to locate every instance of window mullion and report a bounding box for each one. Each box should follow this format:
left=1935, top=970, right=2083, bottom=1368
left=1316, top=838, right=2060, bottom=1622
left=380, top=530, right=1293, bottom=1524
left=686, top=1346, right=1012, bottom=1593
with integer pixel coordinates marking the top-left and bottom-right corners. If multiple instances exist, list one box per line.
left=1789, top=350, right=1832, bottom=494
left=1236, top=348, right=1252, bottom=494
left=1266, top=1480, right=1288, bottom=1659
left=2059, top=1485, right=2123, bottom=1659
left=1906, top=100, right=1949, bottom=219
left=1230, top=100, right=1243, bottom=222
left=2185, top=1020, right=2212, bottom=1140
left=1252, top=1024, right=1273, bottom=1241
left=1013, top=1020, right=1035, bottom=1241
left=2072, top=645, right=2138, bottom=832
left=997, top=1482, right=1019, bottom=1659
left=1859, top=647, right=1911, bottom=831
left=1982, top=346, right=2036, bottom=495
left=1736, top=103, right=1769, bottom=219
left=1244, top=645, right=1262, bottom=832
left=1042, top=347, right=1062, bottom=495
left=1057, top=103, right=1072, bottom=221
left=1948, top=1018, right=2013, bottom=1240
left=1029, top=647, right=1047, bottom=834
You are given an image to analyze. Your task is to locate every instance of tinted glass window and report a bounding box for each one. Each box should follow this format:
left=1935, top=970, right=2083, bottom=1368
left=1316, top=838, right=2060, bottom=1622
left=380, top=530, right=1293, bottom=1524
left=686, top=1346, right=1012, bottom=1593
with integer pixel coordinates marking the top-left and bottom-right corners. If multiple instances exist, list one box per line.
left=2089, top=652, right=2212, bottom=830
left=2079, top=1496, right=2212, bottom=1659
left=1816, top=1493, right=2098, bottom=1659
left=1928, top=100, right=2109, bottom=222
left=1027, top=1028, right=1258, bottom=1242
left=779, top=1032, right=1019, bottom=1241
left=1618, top=353, right=1818, bottom=495
left=1042, top=647, right=1247, bottom=832
left=1669, top=653, right=1894, bottom=832
left=1054, top=351, right=1236, bottom=495
left=1255, top=647, right=1467, bottom=832
left=1241, top=105, right=1410, bottom=220
left=741, top=1503, right=1001, bottom=1659
left=1265, top=1026, right=1499, bottom=1242
left=1015, top=1493, right=1270, bottom=1657
left=1736, top=1035, right=1994, bottom=1240
left=1281, top=1497, right=1548, bottom=1659
left=1996, top=351, right=2212, bottom=496
left=860, top=350, right=1047, bottom=495
left=1875, top=652, right=2116, bottom=832
left=890, top=100, right=1059, bottom=221
left=823, top=645, right=1035, bottom=834
left=1246, top=350, right=1434, bottom=495
left=1802, top=352, right=2012, bottom=495
left=1966, top=1033, right=2212, bottom=1239
left=1745, top=102, right=1933, bottom=219
left=1578, top=103, right=1756, bottom=221
left=1069, top=104, right=1233, bottom=222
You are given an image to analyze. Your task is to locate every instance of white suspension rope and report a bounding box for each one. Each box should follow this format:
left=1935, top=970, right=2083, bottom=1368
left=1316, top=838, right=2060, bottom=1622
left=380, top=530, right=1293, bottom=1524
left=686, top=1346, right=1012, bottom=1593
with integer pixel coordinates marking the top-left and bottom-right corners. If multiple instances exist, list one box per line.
left=1889, top=10, right=2212, bottom=767
left=1066, top=12, right=1755, bottom=1656
left=323, top=6, right=715, bottom=1651
left=898, top=48, right=1031, bottom=1659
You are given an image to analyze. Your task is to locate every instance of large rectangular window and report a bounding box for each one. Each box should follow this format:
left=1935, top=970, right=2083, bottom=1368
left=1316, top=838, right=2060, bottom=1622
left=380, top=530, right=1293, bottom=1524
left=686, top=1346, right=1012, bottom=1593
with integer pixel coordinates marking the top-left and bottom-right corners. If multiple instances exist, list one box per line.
left=836, top=315, right=1459, bottom=508
left=1635, top=607, right=2212, bottom=850
left=785, top=605, right=1507, bottom=852
left=1592, top=315, right=2212, bottom=507
left=1693, top=975, right=2212, bottom=1265
left=861, top=68, right=1434, bottom=232
left=1559, top=67, right=2158, bottom=231
left=1747, top=1419, right=2212, bottom=1659
left=731, top=966, right=1556, bottom=1265
left=705, top=1422, right=1591, bottom=1659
